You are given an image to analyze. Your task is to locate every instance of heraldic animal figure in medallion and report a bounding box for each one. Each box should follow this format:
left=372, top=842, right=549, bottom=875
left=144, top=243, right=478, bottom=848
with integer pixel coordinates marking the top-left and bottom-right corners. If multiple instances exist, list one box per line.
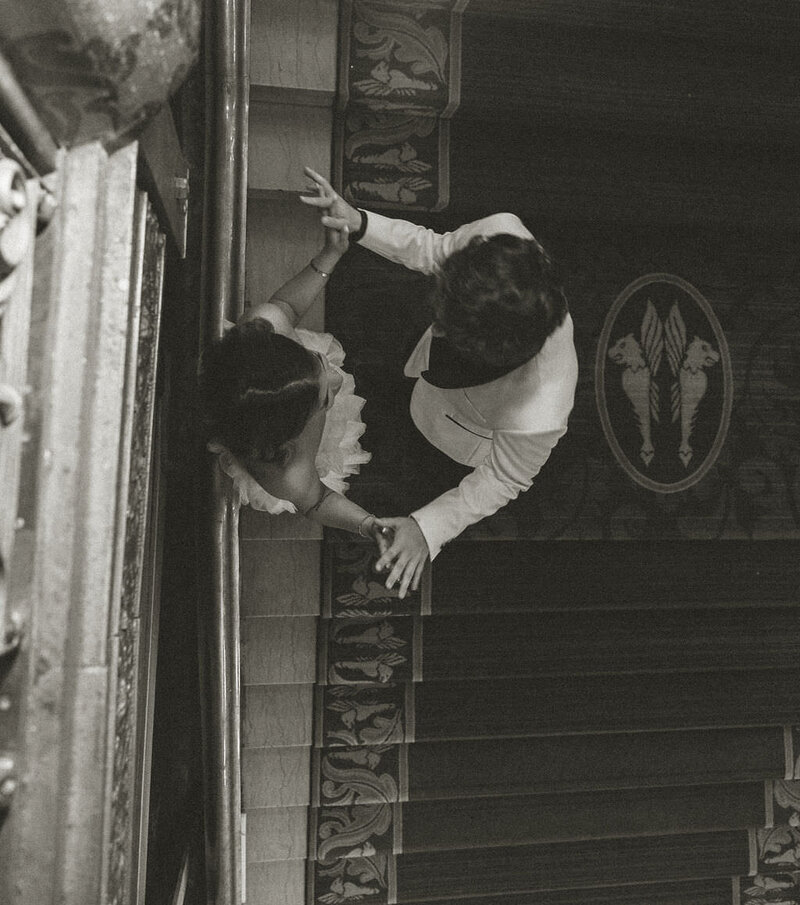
left=665, top=303, right=721, bottom=467
left=608, top=299, right=721, bottom=469
left=607, top=300, right=663, bottom=466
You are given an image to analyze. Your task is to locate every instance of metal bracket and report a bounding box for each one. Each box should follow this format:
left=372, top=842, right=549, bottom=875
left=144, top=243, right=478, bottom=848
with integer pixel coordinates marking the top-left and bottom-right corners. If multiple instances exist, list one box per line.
left=0, top=753, right=16, bottom=811
left=0, top=383, right=23, bottom=427
left=0, top=552, right=23, bottom=672
left=0, top=618, right=21, bottom=664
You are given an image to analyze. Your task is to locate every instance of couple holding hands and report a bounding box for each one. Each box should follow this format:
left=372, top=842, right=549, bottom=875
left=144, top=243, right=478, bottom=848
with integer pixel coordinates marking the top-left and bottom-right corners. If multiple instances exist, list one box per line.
left=201, top=168, right=578, bottom=598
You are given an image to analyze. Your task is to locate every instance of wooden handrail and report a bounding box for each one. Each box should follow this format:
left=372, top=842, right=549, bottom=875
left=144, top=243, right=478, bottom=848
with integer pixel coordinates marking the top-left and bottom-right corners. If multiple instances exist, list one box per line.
left=198, top=0, right=249, bottom=902
left=0, top=49, right=58, bottom=176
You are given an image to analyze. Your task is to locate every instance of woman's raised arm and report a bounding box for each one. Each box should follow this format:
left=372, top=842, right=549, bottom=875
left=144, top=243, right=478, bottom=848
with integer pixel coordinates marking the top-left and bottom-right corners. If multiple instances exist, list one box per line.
left=241, top=168, right=352, bottom=327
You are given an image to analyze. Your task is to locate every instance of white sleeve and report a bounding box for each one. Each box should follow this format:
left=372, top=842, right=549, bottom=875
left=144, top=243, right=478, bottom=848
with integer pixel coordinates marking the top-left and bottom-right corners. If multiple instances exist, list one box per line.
left=410, top=426, right=567, bottom=560
left=359, top=210, right=534, bottom=275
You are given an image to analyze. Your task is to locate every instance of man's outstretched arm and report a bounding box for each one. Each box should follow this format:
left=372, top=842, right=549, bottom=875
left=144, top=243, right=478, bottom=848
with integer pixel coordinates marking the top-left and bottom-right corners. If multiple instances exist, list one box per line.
left=375, top=424, right=568, bottom=597
left=359, top=210, right=533, bottom=274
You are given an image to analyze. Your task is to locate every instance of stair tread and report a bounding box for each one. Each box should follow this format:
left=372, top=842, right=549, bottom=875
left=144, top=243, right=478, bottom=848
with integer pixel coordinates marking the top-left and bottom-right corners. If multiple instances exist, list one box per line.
left=320, top=607, right=800, bottom=679
left=393, top=830, right=751, bottom=900
left=411, top=670, right=800, bottom=739
left=310, top=782, right=768, bottom=851
left=430, top=540, right=800, bottom=613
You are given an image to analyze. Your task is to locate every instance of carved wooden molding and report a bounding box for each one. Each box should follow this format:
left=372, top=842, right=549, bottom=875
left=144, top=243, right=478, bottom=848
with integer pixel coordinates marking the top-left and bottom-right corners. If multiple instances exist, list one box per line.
left=0, top=0, right=201, bottom=150
left=0, top=153, right=36, bottom=633
left=106, top=197, right=165, bottom=905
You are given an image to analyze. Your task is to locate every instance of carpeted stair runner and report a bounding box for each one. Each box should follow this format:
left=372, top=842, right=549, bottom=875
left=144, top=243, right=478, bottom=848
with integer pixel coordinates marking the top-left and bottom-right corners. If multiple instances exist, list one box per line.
left=391, top=882, right=753, bottom=905
left=321, top=608, right=800, bottom=678
left=305, top=6, right=800, bottom=898
left=432, top=541, right=800, bottom=613
left=309, top=729, right=791, bottom=806
left=305, top=536, right=800, bottom=905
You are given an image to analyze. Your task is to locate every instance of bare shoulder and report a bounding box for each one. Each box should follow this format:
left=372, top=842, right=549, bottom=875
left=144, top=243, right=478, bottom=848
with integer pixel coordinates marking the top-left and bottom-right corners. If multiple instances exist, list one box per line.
left=262, top=457, right=324, bottom=513
left=238, top=301, right=297, bottom=337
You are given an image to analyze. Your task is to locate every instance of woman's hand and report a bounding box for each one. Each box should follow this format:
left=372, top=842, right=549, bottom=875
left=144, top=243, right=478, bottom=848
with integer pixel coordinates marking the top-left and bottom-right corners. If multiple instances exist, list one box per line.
left=301, top=166, right=362, bottom=234
left=321, top=214, right=350, bottom=262
left=373, top=517, right=429, bottom=599
left=361, top=517, right=393, bottom=558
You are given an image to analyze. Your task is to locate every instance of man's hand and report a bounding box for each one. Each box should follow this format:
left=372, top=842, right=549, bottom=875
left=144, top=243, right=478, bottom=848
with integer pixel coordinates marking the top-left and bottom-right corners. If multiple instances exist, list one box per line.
left=374, top=517, right=429, bottom=599
left=362, top=517, right=393, bottom=558
left=300, top=167, right=362, bottom=233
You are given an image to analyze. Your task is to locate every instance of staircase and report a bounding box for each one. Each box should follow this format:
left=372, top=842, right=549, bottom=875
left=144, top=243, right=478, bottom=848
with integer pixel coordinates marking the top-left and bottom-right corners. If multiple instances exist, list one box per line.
left=307, top=538, right=800, bottom=905
left=239, top=3, right=800, bottom=904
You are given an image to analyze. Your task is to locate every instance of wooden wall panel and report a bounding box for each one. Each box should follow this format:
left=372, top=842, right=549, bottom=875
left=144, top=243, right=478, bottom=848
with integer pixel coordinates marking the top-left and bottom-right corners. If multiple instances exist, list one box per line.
left=241, top=746, right=312, bottom=809
left=250, top=0, right=338, bottom=99
left=240, top=539, right=320, bottom=617
left=244, top=860, right=305, bottom=905
left=241, top=617, right=317, bottom=685
left=242, top=684, right=315, bottom=749
left=245, top=806, right=308, bottom=862
left=248, top=103, right=332, bottom=196
left=245, top=195, right=327, bottom=330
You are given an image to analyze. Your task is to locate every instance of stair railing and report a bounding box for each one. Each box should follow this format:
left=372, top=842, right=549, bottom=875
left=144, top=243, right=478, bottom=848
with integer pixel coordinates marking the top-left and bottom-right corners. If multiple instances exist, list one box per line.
left=199, top=0, right=249, bottom=902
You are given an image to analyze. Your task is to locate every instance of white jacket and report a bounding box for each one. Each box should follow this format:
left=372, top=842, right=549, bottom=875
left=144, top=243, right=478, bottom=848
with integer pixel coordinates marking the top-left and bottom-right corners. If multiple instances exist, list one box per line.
left=360, top=210, right=579, bottom=559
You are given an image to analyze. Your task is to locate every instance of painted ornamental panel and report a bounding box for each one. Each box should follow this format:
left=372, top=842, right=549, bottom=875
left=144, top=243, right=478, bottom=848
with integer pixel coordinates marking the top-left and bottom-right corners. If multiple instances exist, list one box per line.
left=596, top=273, right=733, bottom=494
left=334, top=0, right=470, bottom=212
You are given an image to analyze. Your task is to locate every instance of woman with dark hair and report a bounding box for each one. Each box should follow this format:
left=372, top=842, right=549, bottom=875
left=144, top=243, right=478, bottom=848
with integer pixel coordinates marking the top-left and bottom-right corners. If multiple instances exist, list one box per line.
left=201, top=172, right=386, bottom=547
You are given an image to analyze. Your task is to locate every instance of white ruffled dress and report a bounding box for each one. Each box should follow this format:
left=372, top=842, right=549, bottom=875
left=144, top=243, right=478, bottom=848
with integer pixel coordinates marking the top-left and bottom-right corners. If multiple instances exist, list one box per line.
left=209, top=327, right=371, bottom=514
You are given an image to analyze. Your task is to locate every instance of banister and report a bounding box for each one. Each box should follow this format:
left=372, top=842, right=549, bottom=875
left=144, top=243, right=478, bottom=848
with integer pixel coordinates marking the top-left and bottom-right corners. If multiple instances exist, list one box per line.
left=198, top=0, right=249, bottom=902
left=0, top=49, right=58, bottom=176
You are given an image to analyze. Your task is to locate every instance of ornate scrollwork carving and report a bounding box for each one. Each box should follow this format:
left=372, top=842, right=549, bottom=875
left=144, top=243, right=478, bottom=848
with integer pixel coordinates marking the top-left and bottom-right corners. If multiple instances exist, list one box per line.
left=0, top=158, right=31, bottom=306
left=0, top=153, right=33, bottom=828
left=0, top=156, right=31, bottom=432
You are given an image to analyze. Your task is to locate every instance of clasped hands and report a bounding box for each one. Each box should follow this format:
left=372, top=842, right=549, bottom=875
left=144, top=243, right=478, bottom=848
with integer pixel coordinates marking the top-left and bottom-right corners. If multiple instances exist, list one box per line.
left=364, top=516, right=429, bottom=599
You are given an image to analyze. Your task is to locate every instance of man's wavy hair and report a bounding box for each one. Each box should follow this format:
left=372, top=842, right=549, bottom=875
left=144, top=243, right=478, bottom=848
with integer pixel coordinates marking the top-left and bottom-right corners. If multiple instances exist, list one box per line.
left=431, top=233, right=568, bottom=369
left=199, top=318, right=320, bottom=466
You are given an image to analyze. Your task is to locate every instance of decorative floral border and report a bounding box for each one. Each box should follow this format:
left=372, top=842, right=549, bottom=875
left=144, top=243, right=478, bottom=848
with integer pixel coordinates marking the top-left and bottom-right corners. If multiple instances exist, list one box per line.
left=309, top=538, right=424, bottom=904
left=737, top=778, right=800, bottom=905
left=334, top=0, right=468, bottom=212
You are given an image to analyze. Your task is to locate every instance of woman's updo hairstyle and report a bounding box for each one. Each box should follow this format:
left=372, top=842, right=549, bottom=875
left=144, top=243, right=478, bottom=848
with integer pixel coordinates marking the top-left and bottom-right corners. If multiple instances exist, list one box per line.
left=200, top=318, right=320, bottom=466
left=431, top=233, right=568, bottom=369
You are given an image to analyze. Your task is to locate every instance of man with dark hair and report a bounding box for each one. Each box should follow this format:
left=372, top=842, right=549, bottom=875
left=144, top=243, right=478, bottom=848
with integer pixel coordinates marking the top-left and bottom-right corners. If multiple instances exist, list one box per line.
left=302, top=170, right=578, bottom=597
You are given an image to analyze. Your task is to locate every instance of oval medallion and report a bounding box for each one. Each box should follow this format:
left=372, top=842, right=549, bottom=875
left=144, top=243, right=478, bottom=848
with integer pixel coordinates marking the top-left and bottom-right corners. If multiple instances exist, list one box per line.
left=595, top=273, right=733, bottom=493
